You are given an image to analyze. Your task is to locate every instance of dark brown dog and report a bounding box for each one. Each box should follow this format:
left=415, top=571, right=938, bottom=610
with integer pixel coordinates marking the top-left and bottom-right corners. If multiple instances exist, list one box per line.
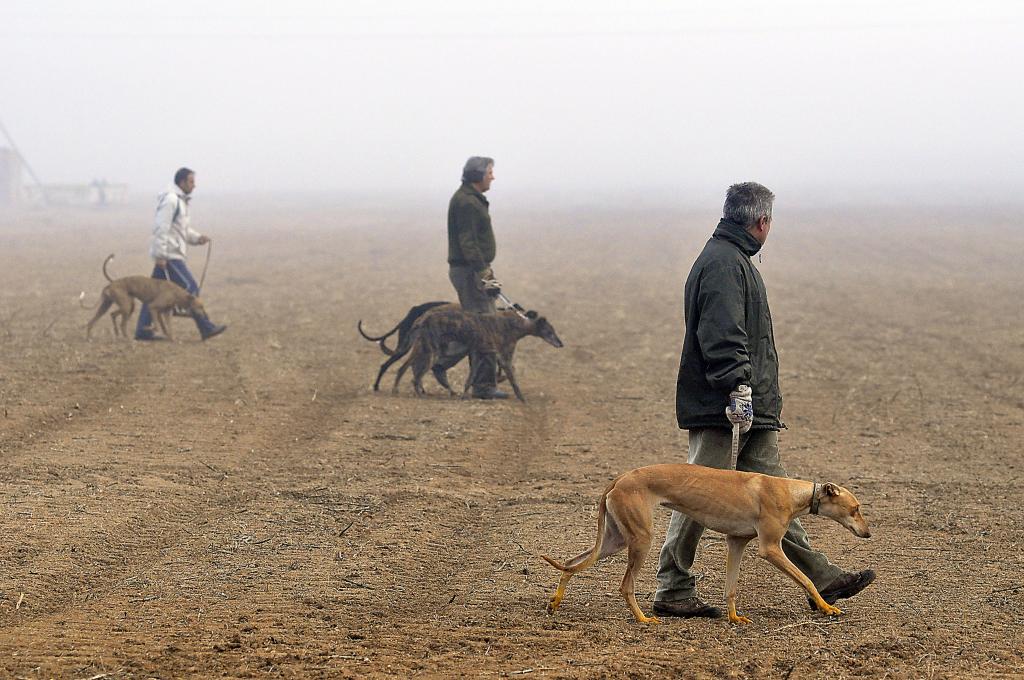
left=392, top=307, right=563, bottom=401
left=82, top=254, right=208, bottom=340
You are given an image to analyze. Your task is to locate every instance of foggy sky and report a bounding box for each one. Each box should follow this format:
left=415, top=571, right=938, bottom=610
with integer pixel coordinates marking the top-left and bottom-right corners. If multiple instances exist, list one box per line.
left=1, top=0, right=1022, bottom=203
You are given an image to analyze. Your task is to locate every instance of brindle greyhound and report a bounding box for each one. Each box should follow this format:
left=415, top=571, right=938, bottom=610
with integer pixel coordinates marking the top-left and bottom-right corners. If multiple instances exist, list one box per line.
left=542, top=465, right=871, bottom=624
left=82, top=254, right=208, bottom=340
left=391, top=307, right=563, bottom=401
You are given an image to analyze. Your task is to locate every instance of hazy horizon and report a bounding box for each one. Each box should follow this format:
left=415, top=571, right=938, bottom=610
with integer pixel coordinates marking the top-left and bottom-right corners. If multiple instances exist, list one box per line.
left=2, top=1, right=1022, bottom=205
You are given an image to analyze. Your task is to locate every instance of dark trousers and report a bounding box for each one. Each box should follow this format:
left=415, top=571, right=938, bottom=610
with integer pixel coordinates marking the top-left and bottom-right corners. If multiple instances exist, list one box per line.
left=135, top=259, right=216, bottom=338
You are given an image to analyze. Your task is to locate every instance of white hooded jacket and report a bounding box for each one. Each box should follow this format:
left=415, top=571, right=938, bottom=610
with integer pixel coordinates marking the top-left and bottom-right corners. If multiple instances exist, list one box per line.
left=150, top=184, right=204, bottom=261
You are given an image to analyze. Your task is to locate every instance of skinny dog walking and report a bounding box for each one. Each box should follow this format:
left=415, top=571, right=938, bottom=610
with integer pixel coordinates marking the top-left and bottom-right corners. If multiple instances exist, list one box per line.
left=391, top=306, right=563, bottom=401
left=542, top=465, right=871, bottom=625
left=83, top=255, right=210, bottom=340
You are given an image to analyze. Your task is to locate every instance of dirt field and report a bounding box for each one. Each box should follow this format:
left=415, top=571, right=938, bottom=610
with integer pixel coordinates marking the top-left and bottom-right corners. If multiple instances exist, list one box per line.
left=0, top=198, right=1022, bottom=678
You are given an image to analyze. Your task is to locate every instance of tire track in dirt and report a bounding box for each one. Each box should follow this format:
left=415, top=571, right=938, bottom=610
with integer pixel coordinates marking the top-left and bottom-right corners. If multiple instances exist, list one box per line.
left=0, top=341, right=157, bottom=457
left=0, top=346, right=247, bottom=671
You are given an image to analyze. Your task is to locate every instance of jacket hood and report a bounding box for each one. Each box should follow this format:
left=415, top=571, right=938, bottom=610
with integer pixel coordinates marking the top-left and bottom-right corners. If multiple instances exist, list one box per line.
left=712, top=218, right=762, bottom=257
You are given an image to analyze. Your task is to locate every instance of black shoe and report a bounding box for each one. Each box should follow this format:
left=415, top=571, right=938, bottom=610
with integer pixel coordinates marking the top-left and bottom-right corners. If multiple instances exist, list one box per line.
left=808, top=569, right=876, bottom=609
left=471, top=387, right=509, bottom=400
left=201, top=324, right=228, bottom=341
left=652, top=596, right=723, bottom=619
left=134, top=332, right=167, bottom=341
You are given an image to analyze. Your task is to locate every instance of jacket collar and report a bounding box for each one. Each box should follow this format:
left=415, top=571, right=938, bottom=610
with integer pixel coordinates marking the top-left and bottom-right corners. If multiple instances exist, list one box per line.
left=168, top=183, right=191, bottom=203
left=712, top=218, right=762, bottom=257
left=460, top=182, right=488, bottom=205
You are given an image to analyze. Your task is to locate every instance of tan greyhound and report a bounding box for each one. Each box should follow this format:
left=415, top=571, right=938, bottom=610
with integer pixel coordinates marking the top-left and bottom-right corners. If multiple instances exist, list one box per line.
left=82, top=254, right=208, bottom=340
left=541, top=464, right=871, bottom=624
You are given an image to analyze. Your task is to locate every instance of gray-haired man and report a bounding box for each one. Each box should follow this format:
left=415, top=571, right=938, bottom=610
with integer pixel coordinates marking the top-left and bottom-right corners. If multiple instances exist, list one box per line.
left=653, top=182, right=875, bottom=618
left=446, top=156, right=506, bottom=399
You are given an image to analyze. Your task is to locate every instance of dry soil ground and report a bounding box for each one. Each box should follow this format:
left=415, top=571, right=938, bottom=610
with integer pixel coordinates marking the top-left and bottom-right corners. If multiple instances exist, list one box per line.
left=0, top=198, right=1022, bottom=679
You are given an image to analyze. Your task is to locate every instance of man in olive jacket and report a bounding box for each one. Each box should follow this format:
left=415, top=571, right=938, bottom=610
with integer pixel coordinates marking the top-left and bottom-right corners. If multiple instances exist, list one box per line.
left=653, top=182, right=875, bottom=618
left=446, top=156, right=506, bottom=399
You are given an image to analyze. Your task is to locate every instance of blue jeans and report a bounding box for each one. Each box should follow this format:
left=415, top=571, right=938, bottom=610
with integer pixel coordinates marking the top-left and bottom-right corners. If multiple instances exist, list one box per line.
left=135, top=259, right=217, bottom=338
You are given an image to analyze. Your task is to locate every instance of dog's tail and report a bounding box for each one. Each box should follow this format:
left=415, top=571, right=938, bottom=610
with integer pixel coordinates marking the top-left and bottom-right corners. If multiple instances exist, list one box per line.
left=357, top=319, right=402, bottom=355
left=102, top=253, right=115, bottom=282
left=541, top=481, right=615, bottom=574
left=358, top=301, right=451, bottom=355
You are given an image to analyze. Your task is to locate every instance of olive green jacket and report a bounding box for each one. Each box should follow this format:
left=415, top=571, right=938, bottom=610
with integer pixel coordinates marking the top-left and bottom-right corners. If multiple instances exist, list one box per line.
left=447, top=183, right=495, bottom=268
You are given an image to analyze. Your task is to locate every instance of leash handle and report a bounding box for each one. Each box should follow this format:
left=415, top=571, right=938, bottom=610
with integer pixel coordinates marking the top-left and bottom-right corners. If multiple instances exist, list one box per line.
left=731, top=422, right=740, bottom=461
left=197, top=240, right=212, bottom=295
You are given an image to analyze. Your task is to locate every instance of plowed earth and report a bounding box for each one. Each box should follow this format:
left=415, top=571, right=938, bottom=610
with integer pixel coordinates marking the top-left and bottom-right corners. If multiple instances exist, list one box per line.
left=0, top=201, right=1021, bottom=678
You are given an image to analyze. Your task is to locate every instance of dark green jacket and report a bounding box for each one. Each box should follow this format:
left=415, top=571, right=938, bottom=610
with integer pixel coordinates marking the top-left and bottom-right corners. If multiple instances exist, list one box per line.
left=447, top=183, right=496, bottom=268
left=675, top=218, right=783, bottom=431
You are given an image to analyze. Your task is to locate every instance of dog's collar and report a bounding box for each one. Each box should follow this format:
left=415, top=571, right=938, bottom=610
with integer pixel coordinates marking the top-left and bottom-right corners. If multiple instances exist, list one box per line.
left=810, top=483, right=821, bottom=515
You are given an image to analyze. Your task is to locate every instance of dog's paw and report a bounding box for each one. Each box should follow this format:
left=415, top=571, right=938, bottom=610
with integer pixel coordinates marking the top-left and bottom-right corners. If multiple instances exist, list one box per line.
left=729, top=613, right=753, bottom=625
left=820, top=603, right=843, bottom=617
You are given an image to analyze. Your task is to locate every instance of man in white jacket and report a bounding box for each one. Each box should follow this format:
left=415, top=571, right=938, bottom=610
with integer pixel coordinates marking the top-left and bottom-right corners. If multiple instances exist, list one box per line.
left=135, top=167, right=227, bottom=341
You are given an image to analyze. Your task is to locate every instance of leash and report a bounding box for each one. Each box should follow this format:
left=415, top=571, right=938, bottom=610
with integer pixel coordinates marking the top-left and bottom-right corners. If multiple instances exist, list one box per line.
left=496, top=291, right=530, bottom=320
left=731, top=422, right=740, bottom=462
left=197, top=240, right=212, bottom=295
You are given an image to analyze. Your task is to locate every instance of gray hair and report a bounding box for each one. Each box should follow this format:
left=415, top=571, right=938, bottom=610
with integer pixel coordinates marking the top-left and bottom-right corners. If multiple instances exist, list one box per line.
left=723, top=182, right=774, bottom=227
left=462, top=156, right=494, bottom=183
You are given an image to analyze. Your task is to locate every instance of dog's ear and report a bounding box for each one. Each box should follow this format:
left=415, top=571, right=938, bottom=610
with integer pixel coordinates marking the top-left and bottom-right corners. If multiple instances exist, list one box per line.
left=526, top=310, right=539, bottom=319
left=823, top=482, right=840, bottom=497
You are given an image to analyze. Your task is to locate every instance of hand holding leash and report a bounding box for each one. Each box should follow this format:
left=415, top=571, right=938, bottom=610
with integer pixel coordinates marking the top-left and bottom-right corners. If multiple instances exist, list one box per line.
left=478, top=267, right=502, bottom=297
left=726, top=384, right=753, bottom=434
left=482, top=278, right=502, bottom=296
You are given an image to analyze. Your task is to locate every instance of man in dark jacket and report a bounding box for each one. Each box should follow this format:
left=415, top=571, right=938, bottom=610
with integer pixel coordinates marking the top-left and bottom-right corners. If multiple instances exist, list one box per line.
left=653, top=182, right=875, bottom=618
left=446, top=156, right=506, bottom=399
